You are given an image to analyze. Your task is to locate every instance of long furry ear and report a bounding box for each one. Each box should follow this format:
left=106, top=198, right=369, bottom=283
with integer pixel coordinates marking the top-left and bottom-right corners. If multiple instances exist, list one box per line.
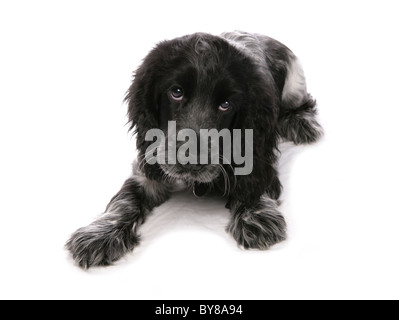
left=124, top=45, right=167, bottom=179
left=125, top=51, right=159, bottom=146
left=230, top=82, right=281, bottom=203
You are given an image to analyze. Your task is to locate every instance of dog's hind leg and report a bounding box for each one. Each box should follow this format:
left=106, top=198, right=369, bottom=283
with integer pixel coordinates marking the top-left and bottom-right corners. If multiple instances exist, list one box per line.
left=66, top=172, right=170, bottom=269
left=278, top=56, right=323, bottom=144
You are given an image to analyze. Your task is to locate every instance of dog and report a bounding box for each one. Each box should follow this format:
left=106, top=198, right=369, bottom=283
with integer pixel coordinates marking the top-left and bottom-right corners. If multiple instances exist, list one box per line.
left=66, top=31, right=323, bottom=268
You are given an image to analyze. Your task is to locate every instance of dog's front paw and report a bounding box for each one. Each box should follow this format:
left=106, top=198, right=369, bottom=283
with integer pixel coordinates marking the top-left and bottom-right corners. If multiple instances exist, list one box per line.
left=227, top=198, right=287, bottom=249
left=65, top=215, right=139, bottom=269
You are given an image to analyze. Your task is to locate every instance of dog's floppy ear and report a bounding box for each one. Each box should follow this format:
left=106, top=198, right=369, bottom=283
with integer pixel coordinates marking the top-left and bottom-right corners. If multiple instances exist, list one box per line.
left=231, top=81, right=281, bottom=203
left=125, top=47, right=162, bottom=149
left=124, top=44, right=169, bottom=179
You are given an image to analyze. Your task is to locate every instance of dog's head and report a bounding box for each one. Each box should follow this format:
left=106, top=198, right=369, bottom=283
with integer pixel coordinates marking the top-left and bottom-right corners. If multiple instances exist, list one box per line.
left=126, top=33, right=280, bottom=201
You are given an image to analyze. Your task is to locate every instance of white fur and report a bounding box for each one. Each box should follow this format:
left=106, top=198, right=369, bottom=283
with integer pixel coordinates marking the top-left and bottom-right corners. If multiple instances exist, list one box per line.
left=282, top=57, right=307, bottom=106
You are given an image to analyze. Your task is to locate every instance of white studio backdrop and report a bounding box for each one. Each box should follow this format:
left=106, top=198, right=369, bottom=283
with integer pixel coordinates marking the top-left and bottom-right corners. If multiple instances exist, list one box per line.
left=0, top=0, right=398, bottom=299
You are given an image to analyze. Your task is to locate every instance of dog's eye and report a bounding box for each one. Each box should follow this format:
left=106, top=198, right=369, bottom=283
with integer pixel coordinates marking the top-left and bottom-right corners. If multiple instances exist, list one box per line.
left=218, top=101, right=230, bottom=112
left=169, top=87, right=184, bottom=101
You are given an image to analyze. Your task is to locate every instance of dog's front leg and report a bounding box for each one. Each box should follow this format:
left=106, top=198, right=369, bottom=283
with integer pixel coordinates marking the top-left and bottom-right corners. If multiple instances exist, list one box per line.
left=66, top=175, right=170, bottom=269
left=227, top=194, right=287, bottom=249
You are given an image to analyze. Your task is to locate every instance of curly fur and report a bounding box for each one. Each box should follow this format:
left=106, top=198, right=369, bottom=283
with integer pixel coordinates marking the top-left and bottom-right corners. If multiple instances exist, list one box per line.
left=66, top=31, right=322, bottom=268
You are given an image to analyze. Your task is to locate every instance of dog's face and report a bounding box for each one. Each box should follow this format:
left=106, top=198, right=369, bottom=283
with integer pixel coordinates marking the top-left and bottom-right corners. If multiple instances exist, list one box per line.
left=155, top=35, right=253, bottom=183
left=127, top=33, right=279, bottom=197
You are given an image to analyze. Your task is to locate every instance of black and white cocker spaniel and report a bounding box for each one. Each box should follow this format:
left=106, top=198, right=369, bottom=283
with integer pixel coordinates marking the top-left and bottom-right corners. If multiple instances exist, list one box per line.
left=66, top=31, right=323, bottom=268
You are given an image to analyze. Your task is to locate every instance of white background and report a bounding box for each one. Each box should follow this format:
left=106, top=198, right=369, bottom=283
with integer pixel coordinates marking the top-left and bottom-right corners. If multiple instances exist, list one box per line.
left=1, top=0, right=398, bottom=300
